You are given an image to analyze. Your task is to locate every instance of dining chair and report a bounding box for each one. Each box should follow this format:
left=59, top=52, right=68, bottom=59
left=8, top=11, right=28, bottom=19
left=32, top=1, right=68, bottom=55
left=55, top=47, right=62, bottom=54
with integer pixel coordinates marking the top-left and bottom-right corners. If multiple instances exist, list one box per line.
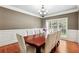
left=16, top=34, right=36, bottom=53
left=39, top=30, right=45, bottom=36
left=16, top=34, right=27, bottom=53
left=33, top=29, right=41, bottom=38
left=43, top=31, right=60, bottom=53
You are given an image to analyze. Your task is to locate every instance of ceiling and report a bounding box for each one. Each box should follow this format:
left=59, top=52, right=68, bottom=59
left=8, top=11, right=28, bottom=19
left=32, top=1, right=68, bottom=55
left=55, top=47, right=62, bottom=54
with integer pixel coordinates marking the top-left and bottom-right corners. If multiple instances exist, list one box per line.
left=1, top=5, right=79, bottom=18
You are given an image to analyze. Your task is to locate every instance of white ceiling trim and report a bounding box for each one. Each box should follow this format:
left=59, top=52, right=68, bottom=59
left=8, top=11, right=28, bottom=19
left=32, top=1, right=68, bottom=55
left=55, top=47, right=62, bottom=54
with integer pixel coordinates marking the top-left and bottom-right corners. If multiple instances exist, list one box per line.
left=0, top=5, right=79, bottom=18
left=45, top=8, right=79, bottom=18
left=0, top=5, right=41, bottom=18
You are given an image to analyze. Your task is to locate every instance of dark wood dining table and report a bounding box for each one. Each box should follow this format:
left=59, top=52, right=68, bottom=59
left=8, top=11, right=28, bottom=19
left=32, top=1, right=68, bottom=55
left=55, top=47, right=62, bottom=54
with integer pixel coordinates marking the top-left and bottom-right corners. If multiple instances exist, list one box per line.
left=24, top=35, right=45, bottom=53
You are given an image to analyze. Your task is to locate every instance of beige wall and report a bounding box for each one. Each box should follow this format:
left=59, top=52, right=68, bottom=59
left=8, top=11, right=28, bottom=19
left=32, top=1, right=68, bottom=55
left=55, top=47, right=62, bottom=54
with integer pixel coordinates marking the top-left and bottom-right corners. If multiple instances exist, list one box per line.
left=44, top=12, right=78, bottom=30
left=0, top=7, right=42, bottom=30
left=0, top=7, right=78, bottom=30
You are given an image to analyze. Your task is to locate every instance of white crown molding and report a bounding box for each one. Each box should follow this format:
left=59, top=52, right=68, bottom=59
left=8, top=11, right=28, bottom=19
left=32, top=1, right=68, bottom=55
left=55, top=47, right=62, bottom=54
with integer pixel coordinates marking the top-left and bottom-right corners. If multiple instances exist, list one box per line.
left=0, top=5, right=41, bottom=18
left=45, top=8, right=79, bottom=18
left=0, top=5, right=79, bottom=18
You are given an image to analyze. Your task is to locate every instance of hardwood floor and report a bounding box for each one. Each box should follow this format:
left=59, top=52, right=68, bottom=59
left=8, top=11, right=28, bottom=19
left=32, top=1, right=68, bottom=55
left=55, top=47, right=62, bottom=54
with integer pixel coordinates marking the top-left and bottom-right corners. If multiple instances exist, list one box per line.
left=0, top=39, right=79, bottom=53
left=55, top=40, right=79, bottom=53
left=0, top=42, right=20, bottom=53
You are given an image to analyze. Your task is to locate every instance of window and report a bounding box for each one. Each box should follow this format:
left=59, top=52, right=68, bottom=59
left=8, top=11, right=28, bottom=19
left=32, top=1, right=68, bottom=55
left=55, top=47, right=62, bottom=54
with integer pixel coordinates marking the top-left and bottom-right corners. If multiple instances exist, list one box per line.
left=46, top=18, right=68, bottom=38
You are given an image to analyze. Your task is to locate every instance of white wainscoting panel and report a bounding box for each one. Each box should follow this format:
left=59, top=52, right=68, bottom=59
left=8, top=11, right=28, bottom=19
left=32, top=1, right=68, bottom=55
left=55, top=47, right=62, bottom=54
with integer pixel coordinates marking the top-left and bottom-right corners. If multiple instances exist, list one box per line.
left=0, top=29, right=78, bottom=46
left=67, top=29, right=78, bottom=42
left=0, top=28, right=43, bottom=46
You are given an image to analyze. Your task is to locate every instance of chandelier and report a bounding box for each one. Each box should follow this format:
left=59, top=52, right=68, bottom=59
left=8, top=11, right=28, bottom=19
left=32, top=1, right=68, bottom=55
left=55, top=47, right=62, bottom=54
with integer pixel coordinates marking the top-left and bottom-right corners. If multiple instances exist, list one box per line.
left=39, top=5, right=48, bottom=17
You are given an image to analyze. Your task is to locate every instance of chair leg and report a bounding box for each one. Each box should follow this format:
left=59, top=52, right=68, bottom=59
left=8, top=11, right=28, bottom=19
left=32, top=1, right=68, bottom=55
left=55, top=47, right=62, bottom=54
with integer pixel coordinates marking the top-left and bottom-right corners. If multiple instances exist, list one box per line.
left=50, top=41, right=60, bottom=53
left=57, top=41, right=60, bottom=47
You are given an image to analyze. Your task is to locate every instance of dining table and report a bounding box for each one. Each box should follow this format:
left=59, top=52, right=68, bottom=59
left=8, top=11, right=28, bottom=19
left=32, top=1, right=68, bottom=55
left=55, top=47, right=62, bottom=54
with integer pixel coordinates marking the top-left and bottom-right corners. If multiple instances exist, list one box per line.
left=24, top=35, right=45, bottom=53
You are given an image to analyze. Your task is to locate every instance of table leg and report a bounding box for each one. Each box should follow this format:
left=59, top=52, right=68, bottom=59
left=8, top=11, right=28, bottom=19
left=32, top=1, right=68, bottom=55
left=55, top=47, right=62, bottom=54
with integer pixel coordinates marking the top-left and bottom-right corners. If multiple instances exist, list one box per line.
left=36, top=47, right=41, bottom=53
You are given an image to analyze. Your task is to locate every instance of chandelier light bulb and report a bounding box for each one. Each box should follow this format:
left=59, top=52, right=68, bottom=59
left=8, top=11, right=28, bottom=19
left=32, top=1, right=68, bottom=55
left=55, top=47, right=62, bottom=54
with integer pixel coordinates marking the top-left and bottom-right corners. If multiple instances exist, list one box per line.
left=40, top=12, right=42, bottom=14
left=44, top=12, right=46, bottom=15
left=41, top=8, right=45, bottom=11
